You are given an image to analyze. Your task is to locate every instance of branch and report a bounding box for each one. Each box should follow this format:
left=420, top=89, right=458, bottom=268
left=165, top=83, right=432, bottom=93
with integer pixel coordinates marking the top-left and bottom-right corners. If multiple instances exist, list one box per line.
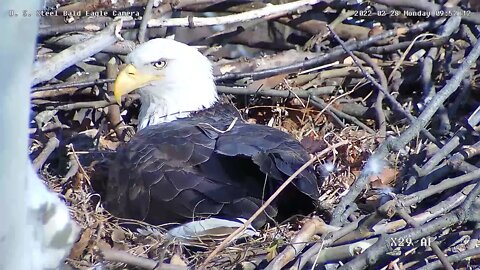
left=44, top=33, right=136, bottom=55
left=31, top=18, right=123, bottom=86
left=417, top=247, right=480, bottom=270
left=265, top=217, right=333, bottom=269
left=137, top=0, right=155, bottom=43
left=216, top=85, right=336, bottom=98
left=148, top=0, right=323, bottom=28
left=106, top=58, right=132, bottom=142
left=100, top=247, right=187, bottom=270
left=33, top=137, right=60, bottom=172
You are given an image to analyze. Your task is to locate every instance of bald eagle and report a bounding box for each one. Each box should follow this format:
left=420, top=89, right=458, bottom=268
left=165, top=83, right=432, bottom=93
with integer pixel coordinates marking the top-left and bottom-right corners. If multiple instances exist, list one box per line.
left=105, top=39, right=321, bottom=228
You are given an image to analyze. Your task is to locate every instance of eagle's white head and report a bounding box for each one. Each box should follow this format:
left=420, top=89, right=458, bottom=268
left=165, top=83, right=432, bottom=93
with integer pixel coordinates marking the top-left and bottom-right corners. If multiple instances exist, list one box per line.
left=114, top=38, right=218, bottom=129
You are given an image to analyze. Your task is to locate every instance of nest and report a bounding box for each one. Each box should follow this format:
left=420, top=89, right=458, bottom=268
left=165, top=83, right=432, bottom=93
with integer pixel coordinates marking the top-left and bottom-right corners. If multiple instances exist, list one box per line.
left=29, top=1, right=480, bottom=269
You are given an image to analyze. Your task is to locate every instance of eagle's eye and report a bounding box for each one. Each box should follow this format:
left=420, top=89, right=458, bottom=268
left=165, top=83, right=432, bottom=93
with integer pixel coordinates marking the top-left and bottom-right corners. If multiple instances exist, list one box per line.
left=152, top=60, right=167, bottom=69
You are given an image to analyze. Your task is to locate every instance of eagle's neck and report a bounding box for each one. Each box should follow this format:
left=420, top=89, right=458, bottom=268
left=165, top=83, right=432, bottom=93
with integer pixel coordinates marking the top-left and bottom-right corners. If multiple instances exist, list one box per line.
left=137, top=78, right=218, bottom=129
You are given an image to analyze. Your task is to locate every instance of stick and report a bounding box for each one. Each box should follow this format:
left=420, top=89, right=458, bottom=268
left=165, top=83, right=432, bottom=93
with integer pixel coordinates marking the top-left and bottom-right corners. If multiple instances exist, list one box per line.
left=138, top=0, right=156, bottom=43
left=148, top=0, right=322, bottom=27
left=100, top=247, right=187, bottom=270
left=33, top=137, right=60, bottom=172
left=106, top=58, right=130, bottom=142
left=265, top=217, right=333, bottom=270
left=31, top=18, right=123, bottom=86
left=31, top=79, right=114, bottom=92
left=417, top=247, right=480, bottom=270
left=217, top=86, right=336, bottom=98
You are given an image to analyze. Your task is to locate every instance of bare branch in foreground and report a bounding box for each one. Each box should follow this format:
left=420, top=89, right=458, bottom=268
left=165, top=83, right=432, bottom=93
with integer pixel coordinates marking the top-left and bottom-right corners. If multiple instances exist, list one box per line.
left=148, top=0, right=323, bottom=28
left=99, top=247, right=188, bottom=270
left=31, top=18, right=123, bottom=86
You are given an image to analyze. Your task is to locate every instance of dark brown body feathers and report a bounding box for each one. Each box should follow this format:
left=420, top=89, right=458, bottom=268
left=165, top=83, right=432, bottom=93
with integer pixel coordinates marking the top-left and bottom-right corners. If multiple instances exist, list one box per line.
left=105, top=103, right=321, bottom=228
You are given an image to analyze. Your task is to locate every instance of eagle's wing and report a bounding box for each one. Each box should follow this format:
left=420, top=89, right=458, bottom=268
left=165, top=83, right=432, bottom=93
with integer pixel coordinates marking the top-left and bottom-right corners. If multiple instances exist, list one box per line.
left=213, top=123, right=321, bottom=198
left=106, top=117, right=320, bottom=227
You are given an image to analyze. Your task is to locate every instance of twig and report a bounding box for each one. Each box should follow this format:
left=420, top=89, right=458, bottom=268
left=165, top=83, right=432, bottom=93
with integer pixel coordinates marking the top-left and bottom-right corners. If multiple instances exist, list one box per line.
left=459, top=179, right=480, bottom=215
left=33, top=137, right=60, bottom=172
left=420, top=17, right=460, bottom=135
left=200, top=140, right=349, bottom=269
left=66, top=144, right=90, bottom=185
left=408, top=140, right=480, bottom=193
left=353, top=52, right=388, bottom=140
left=467, top=225, right=480, bottom=250
left=419, top=135, right=462, bottom=176
left=214, top=49, right=320, bottom=75
left=307, top=238, right=378, bottom=266
left=310, top=97, right=375, bottom=134
left=63, top=152, right=79, bottom=182
left=32, top=81, right=335, bottom=103
left=32, top=18, right=123, bottom=86
left=365, top=37, right=449, bottom=54
left=40, top=100, right=112, bottom=111
left=31, top=87, right=92, bottom=99
left=334, top=201, right=397, bottom=245
left=37, top=1, right=227, bottom=37
left=406, top=130, right=472, bottom=192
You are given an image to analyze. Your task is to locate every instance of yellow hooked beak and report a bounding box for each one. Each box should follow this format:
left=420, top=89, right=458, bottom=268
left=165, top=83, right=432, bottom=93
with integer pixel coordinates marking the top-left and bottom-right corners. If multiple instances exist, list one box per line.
left=114, top=64, right=162, bottom=104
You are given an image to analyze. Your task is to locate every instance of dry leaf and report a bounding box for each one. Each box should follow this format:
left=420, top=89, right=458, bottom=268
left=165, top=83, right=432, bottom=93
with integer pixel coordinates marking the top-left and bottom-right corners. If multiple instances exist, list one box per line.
left=369, top=166, right=397, bottom=187
left=96, top=240, right=111, bottom=251
left=300, top=136, right=326, bottom=154
left=69, top=228, right=93, bottom=260
left=265, top=245, right=278, bottom=262
left=249, top=74, right=286, bottom=90
left=111, top=228, right=126, bottom=243
left=99, top=136, right=122, bottom=150
left=72, top=171, right=84, bottom=190
left=170, top=254, right=187, bottom=266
